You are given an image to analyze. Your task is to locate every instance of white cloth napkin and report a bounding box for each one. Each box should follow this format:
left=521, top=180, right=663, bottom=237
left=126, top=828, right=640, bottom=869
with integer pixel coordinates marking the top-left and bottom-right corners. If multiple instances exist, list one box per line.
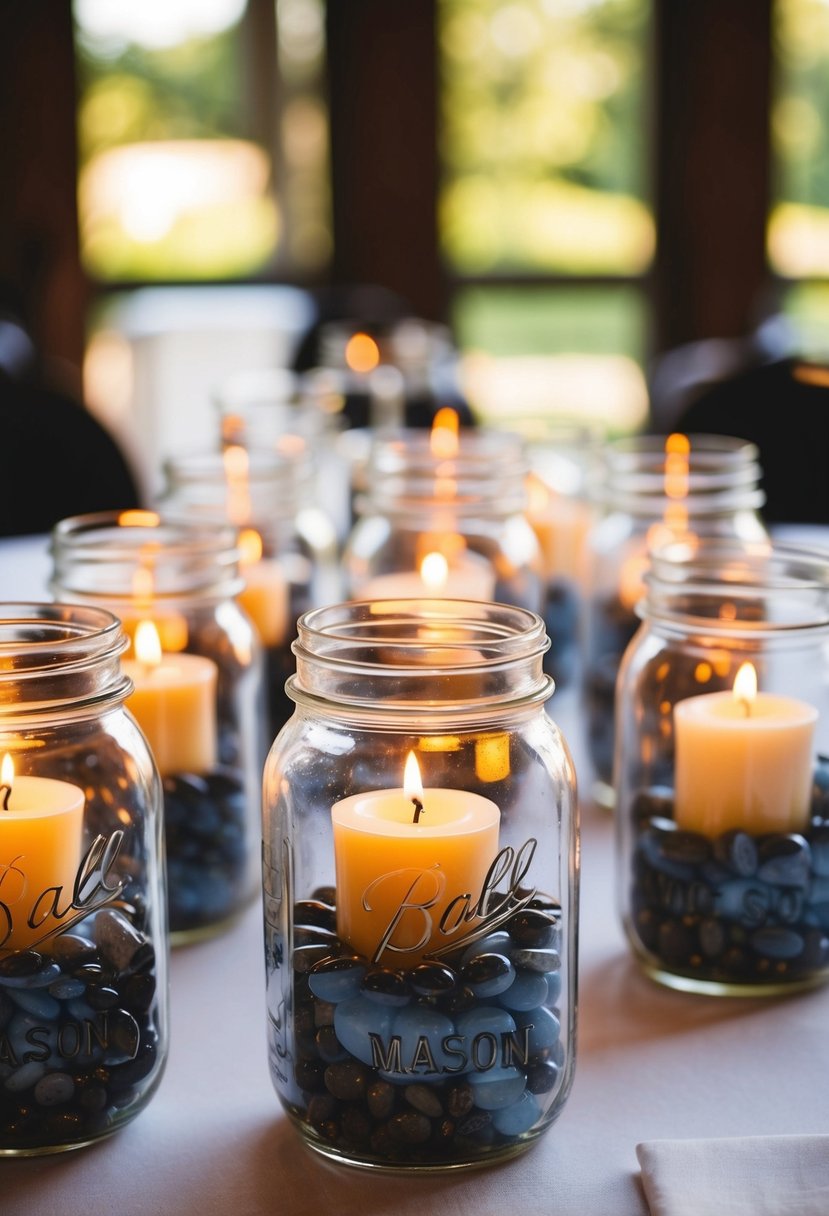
left=637, top=1136, right=829, bottom=1216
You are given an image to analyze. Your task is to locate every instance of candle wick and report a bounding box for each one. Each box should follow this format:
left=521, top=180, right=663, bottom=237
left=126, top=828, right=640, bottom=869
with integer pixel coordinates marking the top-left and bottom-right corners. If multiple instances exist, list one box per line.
left=0, top=784, right=11, bottom=811
left=740, top=697, right=751, bottom=718
left=411, top=796, right=424, bottom=825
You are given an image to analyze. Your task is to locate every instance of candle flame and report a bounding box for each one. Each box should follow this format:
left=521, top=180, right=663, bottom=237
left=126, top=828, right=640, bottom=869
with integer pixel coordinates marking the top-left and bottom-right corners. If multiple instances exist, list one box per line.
left=135, top=620, right=163, bottom=669
left=420, top=551, right=449, bottom=591
left=733, top=661, right=757, bottom=714
left=238, top=527, right=263, bottom=567
left=404, top=751, right=423, bottom=801
left=430, top=408, right=460, bottom=459
left=1, top=753, right=13, bottom=788
left=345, top=332, right=380, bottom=374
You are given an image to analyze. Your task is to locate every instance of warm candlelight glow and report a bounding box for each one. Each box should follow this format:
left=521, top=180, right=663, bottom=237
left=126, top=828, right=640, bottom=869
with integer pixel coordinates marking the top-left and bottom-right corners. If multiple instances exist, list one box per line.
left=420, top=551, right=449, bottom=591
left=403, top=751, right=423, bottom=803
left=430, top=407, right=460, bottom=459
left=345, top=331, right=380, bottom=374
left=119, top=509, right=161, bottom=528
left=1, top=752, right=13, bottom=790
left=223, top=444, right=252, bottom=525
left=733, top=661, right=757, bottom=713
left=135, top=619, right=163, bottom=669
left=239, top=527, right=264, bottom=566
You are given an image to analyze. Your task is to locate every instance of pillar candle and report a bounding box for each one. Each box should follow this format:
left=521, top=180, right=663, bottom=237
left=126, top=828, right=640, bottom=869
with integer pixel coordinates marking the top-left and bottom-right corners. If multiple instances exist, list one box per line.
left=331, top=752, right=500, bottom=964
left=674, top=662, right=818, bottom=836
left=0, top=755, right=85, bottom=953
left=362, top=550, right=495, bottom=603
left=122, top=621, right=218, bottom=777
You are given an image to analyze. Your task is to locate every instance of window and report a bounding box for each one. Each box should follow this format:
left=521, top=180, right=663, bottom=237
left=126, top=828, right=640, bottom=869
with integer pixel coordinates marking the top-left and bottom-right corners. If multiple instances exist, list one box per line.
left=73, top=0, right=330, bottom=283
left=438, top=0, right=653, bottom=434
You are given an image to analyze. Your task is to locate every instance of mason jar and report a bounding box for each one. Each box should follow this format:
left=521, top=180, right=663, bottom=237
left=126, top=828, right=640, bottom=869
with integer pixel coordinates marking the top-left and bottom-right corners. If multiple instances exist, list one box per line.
left=263, top=599, right=578, bottom=1170
left=584, top=433, right=768, bottom=806
left=0, top=603, right=168, bottom=1154
left=343, top=428, right=543, bottom=615
left=51, top=512, right=264, bottom=943
left=160, top=447, right=339, bottom=744
left=615, top=539, right=829, bottom=995
left=215, top=367, right=352, bottom=546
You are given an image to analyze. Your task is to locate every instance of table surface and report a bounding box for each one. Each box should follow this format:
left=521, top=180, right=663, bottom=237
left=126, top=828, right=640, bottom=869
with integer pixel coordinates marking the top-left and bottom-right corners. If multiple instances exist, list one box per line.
left=3, top=532, right=829, bottom=1215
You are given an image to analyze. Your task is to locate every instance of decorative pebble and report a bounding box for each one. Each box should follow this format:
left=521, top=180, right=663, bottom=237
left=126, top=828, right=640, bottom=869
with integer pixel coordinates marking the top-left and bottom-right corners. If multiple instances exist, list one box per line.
left=750, top=927, right=805, bottom=960
left=461, top=953, right=515, bottom=998
left=714, top=830, right=758, bottom=877
left=388, top=1111, right=431, bottom=1144
left=8, top=988, right=61, bottom=1019
left=508, top=911, right=557, bottom=949
left=510, top=947, right=560, bottom=975
left=366, top=1079, right=396, bottom=1119
left=513, top=1006, right=560, bottom=1055
left=333, top=996, right=395, bottom=1067
left=460, top=932, right=513, bottom=967
left=404, top=1083, right=444, bottom=1117
left=492, top=1090, right=540, bottom=1136
left=469, top=1067, right=526, bottom=1110
left=408, top=962, right=458, bottom=997
left=94, top=909, right=145, bottom=971
left=308, top=957, right=366, bottom=1004
left=497, top=970, right=548, bottom=1012
left=33, top=1072, right=75, bottom=1107
left=361, top=968, right=410, bottom=1007
left=324, top=1060, right=368, bottom=1101
left=757, top=836, right=812, bottom=888
left=389, top=1005, right=456, bottom=1078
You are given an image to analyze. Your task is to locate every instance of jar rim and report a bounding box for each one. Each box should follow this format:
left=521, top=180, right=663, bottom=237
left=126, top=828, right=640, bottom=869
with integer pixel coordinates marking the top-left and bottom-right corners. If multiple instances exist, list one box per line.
left=642, top=539, right=829, bottom=634
left=51, top=510, right=243, bottom=602
left=289, top=599, right=553, bottom=725
left=0, top=602, right=131, bottom=717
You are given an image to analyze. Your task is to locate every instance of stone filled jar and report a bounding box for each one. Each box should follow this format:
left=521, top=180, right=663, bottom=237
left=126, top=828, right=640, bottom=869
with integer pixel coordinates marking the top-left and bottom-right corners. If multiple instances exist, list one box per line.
left=161, top=447, right=339, bottom=745
left=51, top=512, right=264, bottom=943
left=615, top=540, right=829, bottom=995
left=343, top=428, right=543, bottom=615
left=263, top=599, right=578, bottom=1170
left=0, top=603, right=168, bottom=1154
left=584, top=433, right=768, bottom=806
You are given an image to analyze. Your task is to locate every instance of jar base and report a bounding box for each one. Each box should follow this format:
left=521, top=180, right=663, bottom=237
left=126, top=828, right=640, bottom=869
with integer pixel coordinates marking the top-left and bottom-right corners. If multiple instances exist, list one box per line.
left=170, top=904, right=249, bottom=947
left=0, top=1126, right=120, bottom=1158
left=293, top=1119, right=545, bottom=1174
left=636, top=954, right=829, bottom=998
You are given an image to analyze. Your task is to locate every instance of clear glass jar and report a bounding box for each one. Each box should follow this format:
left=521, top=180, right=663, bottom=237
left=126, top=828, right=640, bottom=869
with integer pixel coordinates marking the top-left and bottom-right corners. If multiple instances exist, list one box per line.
left=263, top=600, right=578, bottom=1171
left=160, top=448, right=339, bottom=743
left=0, top=603, right=168, bottom=1154
left=215, top=367, right=352, bottom=546
left=524, top=424, right=601, bottom=689
left=51, top=512, right=264, bottom=944
left=343, top=428, right=543, bottom=615
left=615, top=540, right=829, bottom=996
left=584, top=433, right=768, bottom=805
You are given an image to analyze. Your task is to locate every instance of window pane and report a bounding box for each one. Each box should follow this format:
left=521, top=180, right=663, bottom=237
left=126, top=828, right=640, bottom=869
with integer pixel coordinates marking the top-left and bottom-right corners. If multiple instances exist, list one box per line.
left=74, top=0, right=330, bottom=281
left=453, top=285, right=648, bottom=433
left=770, top=0, right=829, bottom=276
left=438, top=0, right=654, bottom=276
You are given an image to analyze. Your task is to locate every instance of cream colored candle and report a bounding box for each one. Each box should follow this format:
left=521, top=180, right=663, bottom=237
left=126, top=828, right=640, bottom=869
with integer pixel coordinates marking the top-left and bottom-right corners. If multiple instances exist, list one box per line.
left=331, top=752, right=500, bottom=964
left=674, top=662, right=818, bottom=836
left=0, top=754, right=85, bottom=953
left=237, top=530, right=289, bottom=648
left=362, top=550, right=495, bottom=603
left=122, top=620, right=218, bottom=777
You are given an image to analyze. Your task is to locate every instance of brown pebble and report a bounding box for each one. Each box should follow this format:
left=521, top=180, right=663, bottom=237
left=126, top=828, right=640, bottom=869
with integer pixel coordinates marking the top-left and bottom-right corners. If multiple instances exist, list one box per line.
left=366, top=1079, right=396, bottom=1119
left=306, top=1093, right=336, bottom=1127
left=446, top=1083, right=474, bottom=1118
left=388, top=1111, right=432, bottom=1144
left=324, top=1060, right=368, bottom=1101
left=340, top=1106, right=372, bottom=1145
left=404, top=1084, right=443, bottom=1118
left=313, top=1000, right=336, bottom=1028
